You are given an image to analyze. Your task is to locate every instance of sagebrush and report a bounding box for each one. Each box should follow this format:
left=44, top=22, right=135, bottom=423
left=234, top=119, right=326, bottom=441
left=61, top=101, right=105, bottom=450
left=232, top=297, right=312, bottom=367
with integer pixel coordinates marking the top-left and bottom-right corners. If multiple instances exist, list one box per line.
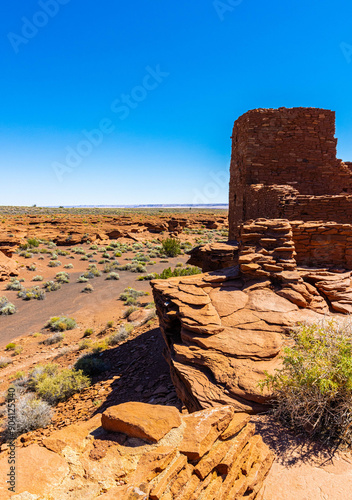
left=261, top=319, right=352, bottom=446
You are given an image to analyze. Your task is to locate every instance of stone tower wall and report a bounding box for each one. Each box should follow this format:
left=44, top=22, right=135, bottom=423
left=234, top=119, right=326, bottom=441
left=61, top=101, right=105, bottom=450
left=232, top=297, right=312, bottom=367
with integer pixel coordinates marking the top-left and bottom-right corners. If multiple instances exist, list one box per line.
left=229, top=107, right=352, bottom=238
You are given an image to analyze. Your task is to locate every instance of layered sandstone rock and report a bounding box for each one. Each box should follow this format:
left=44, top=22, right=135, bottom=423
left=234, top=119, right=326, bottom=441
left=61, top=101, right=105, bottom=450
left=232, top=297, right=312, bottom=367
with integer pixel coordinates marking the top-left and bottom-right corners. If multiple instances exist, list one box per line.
left=101, top=403, right=273, bottom=500
left=301, top=269, right=352, bottom=314
left=0, top=251, right=18, bottom=281
left=0, top=404, right=273, bottom=499
left=152, top=270, right=325, bottom=413
left=187, top=242, right=239, bottom=272
left=101, top=402, right=181, bottom=442
left=153, top=219, right=352, bottom=413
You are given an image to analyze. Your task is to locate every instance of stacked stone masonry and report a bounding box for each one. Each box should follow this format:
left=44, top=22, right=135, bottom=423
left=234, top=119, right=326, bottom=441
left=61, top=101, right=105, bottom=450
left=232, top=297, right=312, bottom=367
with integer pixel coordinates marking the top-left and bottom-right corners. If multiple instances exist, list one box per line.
left=188, top=219, right=352, bottom=274
left=229, top=107, right=352, bottom=238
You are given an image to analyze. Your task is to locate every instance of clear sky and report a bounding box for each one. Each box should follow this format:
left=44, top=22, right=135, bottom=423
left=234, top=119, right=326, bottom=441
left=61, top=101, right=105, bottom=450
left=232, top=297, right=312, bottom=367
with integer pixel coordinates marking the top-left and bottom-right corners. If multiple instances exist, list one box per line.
left=2, top=0, right=352, bottom=206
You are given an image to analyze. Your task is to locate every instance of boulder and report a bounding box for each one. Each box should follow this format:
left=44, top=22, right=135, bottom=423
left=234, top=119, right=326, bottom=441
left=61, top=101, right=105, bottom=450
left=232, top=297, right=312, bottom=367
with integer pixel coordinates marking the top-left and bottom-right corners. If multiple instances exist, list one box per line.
left=0, top=251, right=18, bottom=281
left=101, top=402, right=181, bottom=442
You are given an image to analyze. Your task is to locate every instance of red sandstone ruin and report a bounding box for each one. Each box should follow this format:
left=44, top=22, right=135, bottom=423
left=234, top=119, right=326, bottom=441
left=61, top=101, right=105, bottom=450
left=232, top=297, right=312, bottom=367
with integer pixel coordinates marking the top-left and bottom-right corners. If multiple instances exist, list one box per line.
left=229, top=107, right=352, bottom=238
left=160, top=107, right=352, bottom=416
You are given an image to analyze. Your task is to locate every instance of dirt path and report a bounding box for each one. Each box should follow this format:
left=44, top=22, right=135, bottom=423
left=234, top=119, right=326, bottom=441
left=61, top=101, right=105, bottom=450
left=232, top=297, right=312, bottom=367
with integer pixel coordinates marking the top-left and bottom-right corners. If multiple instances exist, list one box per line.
left=0, top=249, right=188, bottom=346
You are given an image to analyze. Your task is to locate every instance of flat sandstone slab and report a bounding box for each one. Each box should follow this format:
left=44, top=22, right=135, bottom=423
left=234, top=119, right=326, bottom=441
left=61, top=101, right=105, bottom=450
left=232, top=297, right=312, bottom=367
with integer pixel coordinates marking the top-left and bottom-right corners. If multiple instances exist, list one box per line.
left=101, top=402, right=181, bottom=442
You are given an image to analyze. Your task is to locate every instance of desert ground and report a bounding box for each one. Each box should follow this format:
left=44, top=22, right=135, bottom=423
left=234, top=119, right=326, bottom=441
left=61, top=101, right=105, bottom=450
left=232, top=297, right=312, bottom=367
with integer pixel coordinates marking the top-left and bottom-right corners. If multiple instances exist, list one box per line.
left=1, top=207, right=352, bottom=499
left=0, top=208, right=227, bottom=431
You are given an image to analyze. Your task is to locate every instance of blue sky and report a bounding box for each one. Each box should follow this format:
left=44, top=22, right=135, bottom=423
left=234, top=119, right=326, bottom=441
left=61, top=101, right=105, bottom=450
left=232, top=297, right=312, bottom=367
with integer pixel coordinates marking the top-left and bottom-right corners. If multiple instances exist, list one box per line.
left=1, top=0, right=352, bottom=206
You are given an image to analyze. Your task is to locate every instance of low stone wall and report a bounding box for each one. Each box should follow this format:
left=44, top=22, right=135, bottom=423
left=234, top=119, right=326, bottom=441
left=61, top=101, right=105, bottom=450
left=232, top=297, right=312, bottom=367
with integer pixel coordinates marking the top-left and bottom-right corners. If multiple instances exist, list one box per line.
left=197, top=219, right=352, bottom=273
left=284, top=196, right=352, bottom=224
left=230, top=185, right=352, bottom=239
left=291, top=221, right=352, bottom=269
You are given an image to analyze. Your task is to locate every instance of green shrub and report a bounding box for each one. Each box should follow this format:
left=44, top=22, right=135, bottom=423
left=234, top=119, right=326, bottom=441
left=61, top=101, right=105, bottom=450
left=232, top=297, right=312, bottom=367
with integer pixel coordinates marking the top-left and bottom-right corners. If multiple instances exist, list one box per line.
left=6, top=278, right=23, bottom=291
left=77, top=276, right=88, bottom=283
left=20, top=238, right=40, bottom=250
left=91, top=340, right=108, bottom=353
left=5, top=343, right=16, bottom=351
left=82, top=265, right=101, bottom=279
left=119, top=287, right=148, bottom=305
left=48, top=260, right=61, bottom=267
left=0, top=297, right=17, bottom=315
left=138, top=273, right=158, bottom=281
left=144, top=302, right=155, bottom=309
left=83, top=328, right=94, bottom=337
left=260, top=319, right=352, bottom=445
left=122, top=306, right=139, bottom=318
left=161, top=238, right=181, bottom=257
left=13, top=345, right=23, bottom=356
left=82, top=284, right=94, bottom=293
left=27, top=238, right=40, bottom=248
left=43, top=332, right=64, bottom=345
left=19, top=251, right=33, bottom=258
left=58, top=250, right=70, bottom=256
left=46, top=316, right=76, bottom=332
left=18, top=286, right=45, bottom=301
left=64, top=263, right=74, bottom=269
left=43, top=280, right=61, bottom=292
left=78, top=339, right=92, bottom=350
left=133, top=253, right=150, bottom=263
left=126, top=296, right=137, bottom=305
left=72, top=247, right=86, bottom=255
left=55, top=272, right=69, bottom=284
left=103, top=261, right=120, bottom=274
left=154, top=266, right=201, bottom=280
left=32, top=275, right=43, bottom=282
left=74, top=354, right=110, bottom=376
left=132, top=263, right=147, bottom=273
left=29, top=364, right=89, bottom=404
left=0, top=356, right=13, bottom=368
left=106, top=272, right=120, bottom=280
left=108, top=327, right=130, bottom=346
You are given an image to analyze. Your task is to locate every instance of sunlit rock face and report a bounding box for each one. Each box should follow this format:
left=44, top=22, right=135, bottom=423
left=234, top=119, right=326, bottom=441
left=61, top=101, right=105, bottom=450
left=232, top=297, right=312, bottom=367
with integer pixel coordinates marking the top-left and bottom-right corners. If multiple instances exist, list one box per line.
left=152, top=218, right=350, bottom=414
